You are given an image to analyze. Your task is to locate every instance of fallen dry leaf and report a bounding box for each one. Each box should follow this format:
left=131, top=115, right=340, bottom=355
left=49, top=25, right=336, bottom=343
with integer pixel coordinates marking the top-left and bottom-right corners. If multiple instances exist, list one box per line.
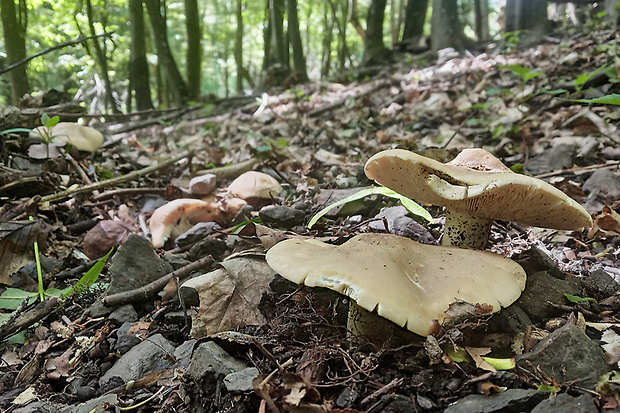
left=181, top=258, right=276, bottom=338
left=0, top=220, right=49, bottom=285
left=465, top=347, right=496, bottom=372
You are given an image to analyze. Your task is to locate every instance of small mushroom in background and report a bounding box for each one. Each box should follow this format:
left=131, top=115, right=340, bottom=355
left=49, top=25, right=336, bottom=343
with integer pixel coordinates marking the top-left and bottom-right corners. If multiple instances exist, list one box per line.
left=149, top=198, right=241, bottom=248
left=266, top=233, right=526, bottom=337
left=31, top=122, right=104, bottom=153
left=226, top=171, right=283, bottom=207
left=365, top=148, right=593, bottom=249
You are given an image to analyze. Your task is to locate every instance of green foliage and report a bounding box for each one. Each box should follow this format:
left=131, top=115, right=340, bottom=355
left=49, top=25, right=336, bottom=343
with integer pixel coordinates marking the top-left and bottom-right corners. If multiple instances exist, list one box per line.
left=564, top=293, right=597, bottom=304
left=500, top=64, right=544, bottom=83
left=537, top=384, right=560, bottom=394
left=307, top=186, right=432, bottom=229
left=569, top=94, right=620, bottom=105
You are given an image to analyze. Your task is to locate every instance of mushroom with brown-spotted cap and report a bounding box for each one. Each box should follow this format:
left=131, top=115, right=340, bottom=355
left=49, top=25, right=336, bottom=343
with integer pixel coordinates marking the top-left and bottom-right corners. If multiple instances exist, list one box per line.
left=365, top=148, right=592, bottom=249
left=265, top=233, right=526, bottom=337
left=149, top=198, right=246, bottom=248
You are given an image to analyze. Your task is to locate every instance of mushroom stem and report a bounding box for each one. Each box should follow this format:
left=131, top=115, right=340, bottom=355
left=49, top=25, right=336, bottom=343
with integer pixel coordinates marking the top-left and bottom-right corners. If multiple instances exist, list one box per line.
left=442, top=210, right=493, bottom=249
left=347, top=301, right=415, bottom=344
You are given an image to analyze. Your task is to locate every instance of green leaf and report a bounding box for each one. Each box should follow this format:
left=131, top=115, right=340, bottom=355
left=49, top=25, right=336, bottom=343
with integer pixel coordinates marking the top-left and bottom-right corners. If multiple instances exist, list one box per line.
left=481, top=356, right=516, bottom=370
left=0, top=288, right=36, bottom=310
left=41, top=113, right=50, bottom=125
left=64, top=249, right=112, bottom=297
left=307, top=186, right=432, bottom=229
left=537, top=384, right=559, bottom=394
left=523, top=71, right=544, bottom=82
left=231, top=217, right=263, bottom=234
left=568, top=94, right=620, bottom=105
left=576, top=66, right=607, bottom=87
left=44, top=115, right=60, bottom=128
left=0, top=127, right=34, bottom=135
left=564, top=293, right=597, bottom=303
left=509, top=163, right=524, bottom=174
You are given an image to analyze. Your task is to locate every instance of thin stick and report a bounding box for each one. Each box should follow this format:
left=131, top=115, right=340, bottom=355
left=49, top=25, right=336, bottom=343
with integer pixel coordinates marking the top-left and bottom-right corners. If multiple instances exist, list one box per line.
left=39, top=152, right=190, bottom=204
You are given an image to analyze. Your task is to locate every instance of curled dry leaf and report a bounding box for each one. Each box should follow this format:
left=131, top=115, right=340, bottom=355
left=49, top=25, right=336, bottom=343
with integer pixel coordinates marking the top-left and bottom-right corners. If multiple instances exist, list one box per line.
left=83, top=220, right=133, bottom=259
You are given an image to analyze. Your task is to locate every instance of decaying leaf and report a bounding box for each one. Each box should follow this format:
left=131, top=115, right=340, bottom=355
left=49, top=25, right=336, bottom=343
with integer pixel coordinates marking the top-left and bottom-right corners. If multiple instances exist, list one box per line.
left=465, top=347, right=496, bottom=372
left=83, top=220, right=133, bottom=259
left=181, top=258, right=276, bottom=338
left=0, top=220, right=49, bottom=285
left=589, top=206, right=620, bottom=238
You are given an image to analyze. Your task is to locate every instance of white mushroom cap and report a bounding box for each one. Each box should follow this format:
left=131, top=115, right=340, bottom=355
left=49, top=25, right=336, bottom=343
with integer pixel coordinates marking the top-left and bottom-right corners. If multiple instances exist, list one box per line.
left=31, top=122, right=104, bottom=152
left=149, top=199, right=223, bottom=248
left=266, top=233, right=526, bottom=336
left=365, top=148, right=592, bottom=230
left=226, top=171, right=282, bottom=201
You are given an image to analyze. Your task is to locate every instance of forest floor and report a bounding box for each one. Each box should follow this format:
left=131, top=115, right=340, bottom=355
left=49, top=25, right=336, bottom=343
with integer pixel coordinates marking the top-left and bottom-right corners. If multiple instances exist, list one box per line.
left=1, top=25, right=620, bottom=413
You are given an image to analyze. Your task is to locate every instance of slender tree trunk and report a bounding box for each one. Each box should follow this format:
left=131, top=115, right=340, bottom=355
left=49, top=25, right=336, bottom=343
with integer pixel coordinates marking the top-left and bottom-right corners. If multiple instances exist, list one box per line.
left=430, top=0, right=470, bottom=51
left=362, top=0, right=389, bottom=66
left=349, top=0, right=365, bottom=40
left=184, top=0, right=202, bottom=100
left=288, top=0, right=309, bottom=82
left=235, top=0, right=244, bottom=93
left=129, top=0, right=153, bottom=110
left=144, top=0, right=189, bottom=106
left=505, top=0, right=549, bottom=40
left=85, top=0, right=121, bottom=113
left=389, top=0, right=398, bottom=45
left=402, top=0, right=428, bottom=41
left=321, top=1, right=333, bottom=77
left=0, top=0, right=30, bottom=104
left=473, top=0, right=489, bottom=40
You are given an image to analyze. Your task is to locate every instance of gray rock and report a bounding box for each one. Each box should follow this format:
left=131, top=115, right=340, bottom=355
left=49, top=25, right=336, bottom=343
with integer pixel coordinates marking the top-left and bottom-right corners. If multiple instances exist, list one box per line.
left=516, top=324, right=610, bottom=389
left=108, top=304, right=138, bottom=323
left=582, top=268, right=620, bottom=296
left=223, top=367, right=259, bottom=392
left=531, top=393, right=598, bottom=413
left=100, top=333, right=175, bottom=387
left=59, top=394, right=118, bottom=413
left=174, top=339, right=196, bottom=369
left=259, top=205, right=306, bottom=228
left=113, top=322, right=141, bottom=354
left=188, top=341, right=249, bottom=381
left=525, top=144, right=576, bottom=175
left=369, top=206, right=437, bottom=244
left=187, top=238, right=227, bottom=261
left=13, top=402, right=59, bottom=413
left=443, top=389, right=547, bottom=413
left=381, top=394, right=418, bottom=412
left=488, top=305, right=532, bottom=335
left=175, top=222, right=222, bottom=248
left=515, top=271, right=581, bottom=322
left=335, top=387, right=358, bottom=408
left=583, top=169, right=620, bottom=198
left=105, top=234, right=171, bottom=296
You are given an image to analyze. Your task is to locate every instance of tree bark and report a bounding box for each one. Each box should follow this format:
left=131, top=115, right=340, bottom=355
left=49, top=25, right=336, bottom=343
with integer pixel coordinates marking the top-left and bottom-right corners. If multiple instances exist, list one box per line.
left=288, top=0, right=309, bottom=82
left=184, top=0, right=202, bottom=100
left=362, top=0, right=390, bottom=66
left=430, top=0, right=470, bottom=51
left=235, top=0, right=244, bottom=93
left=129, top=0, right=153, bottom=111
left=144, top=0, right=189, bottom=106
left=505, top=0, right=550, bottom=40
left=0, top=0, right=30, bottom=104
left=474, top=0, right=490, bottom=41
left=349, top=0, right=365, bottom=40
left=321, top=0, right=334, bottom=77
left=85, top=0, right=121, bottom=113
left=402, top=0, right=428, bottom=40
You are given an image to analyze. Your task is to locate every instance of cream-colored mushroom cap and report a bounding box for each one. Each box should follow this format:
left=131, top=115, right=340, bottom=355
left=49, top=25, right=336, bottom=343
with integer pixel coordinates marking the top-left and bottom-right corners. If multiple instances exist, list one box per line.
left=365, top=149, right=592, bottom=230
left=31, top=122, right=104, bottom=152
left=149, top=199, right=224, bottom=248
left=227, top=171, right=282, bottom=200
left=265, top=233, right=526, bottom=336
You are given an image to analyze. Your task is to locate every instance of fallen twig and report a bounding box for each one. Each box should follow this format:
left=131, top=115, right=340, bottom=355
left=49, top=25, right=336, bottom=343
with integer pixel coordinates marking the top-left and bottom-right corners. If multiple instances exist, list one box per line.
left=0, top=297, right=61, bottom=342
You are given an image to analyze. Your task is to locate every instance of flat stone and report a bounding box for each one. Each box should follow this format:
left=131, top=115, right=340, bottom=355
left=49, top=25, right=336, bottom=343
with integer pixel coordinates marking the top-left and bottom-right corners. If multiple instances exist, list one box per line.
left=100, top=333, right=175, bottom=387
left=59, top=394, right=118, bottom=413
left=381, top=394, right=418, bottom=412
left=113, top=322, right=141, bottom=354
left=187, top=341, right=249, bottom=381
left=530, top=393, right=598, bottom=413
left=108, top=305, right=138, bottom=324
left=370, top=206, right=437, bottom=244
left=223, top=367, right=259, bottom=393
left=525, top=144, right=576, bottom=175
left=582, top=269, right=620, bottom=297
left=443, top=389, right=547, bottom=413
left=13, top=401, right=59, bottom=413
left=259, top=205, right=306, bottom=228
left=515, top=271, right=581, bottom=322
left=175, top=222, right=222, bottom=248
left=516, top=324, right=610, bottom=389
left=583, top=169, right=620, bottom=198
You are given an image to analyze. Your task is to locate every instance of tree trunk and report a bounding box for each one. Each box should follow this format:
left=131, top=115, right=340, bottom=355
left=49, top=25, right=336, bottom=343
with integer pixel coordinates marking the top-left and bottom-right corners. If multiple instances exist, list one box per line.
left=389, top=0, right=398, bottom=45
left=144, top=0, right=189, bottom=106
left=129, top=0, right=153, bottom=111
left=430, top=0, right=470, bottom=51
left=235, top=0, right=244, bottom=93
left=474, top=0, right=489, bottom=41
left=505, top=0, right=549, bottom=41
left=288, top=0, right=309, bottom=82
left=604, top=0, right=618, bottom=26
left=184, top=0, right=202, bottom=100
left=0, top=0, right=30, bottom=104
left=362, top=0, right=389, bottom=66
left=402, top=0, right=428, bottom=40
left=349, top=0, right=365, bottom=40
left=85, top=0, right=121, bottom=113
left=321, top=0, right=334, bottom=77
left=261, top=0, right=289, bottom=88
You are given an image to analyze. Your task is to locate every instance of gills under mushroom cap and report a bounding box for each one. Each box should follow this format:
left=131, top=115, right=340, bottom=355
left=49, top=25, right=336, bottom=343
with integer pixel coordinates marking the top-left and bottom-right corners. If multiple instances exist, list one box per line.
left=364, top=148, right=592, bottom=230
left=265, top=233, right=526, bottom=336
